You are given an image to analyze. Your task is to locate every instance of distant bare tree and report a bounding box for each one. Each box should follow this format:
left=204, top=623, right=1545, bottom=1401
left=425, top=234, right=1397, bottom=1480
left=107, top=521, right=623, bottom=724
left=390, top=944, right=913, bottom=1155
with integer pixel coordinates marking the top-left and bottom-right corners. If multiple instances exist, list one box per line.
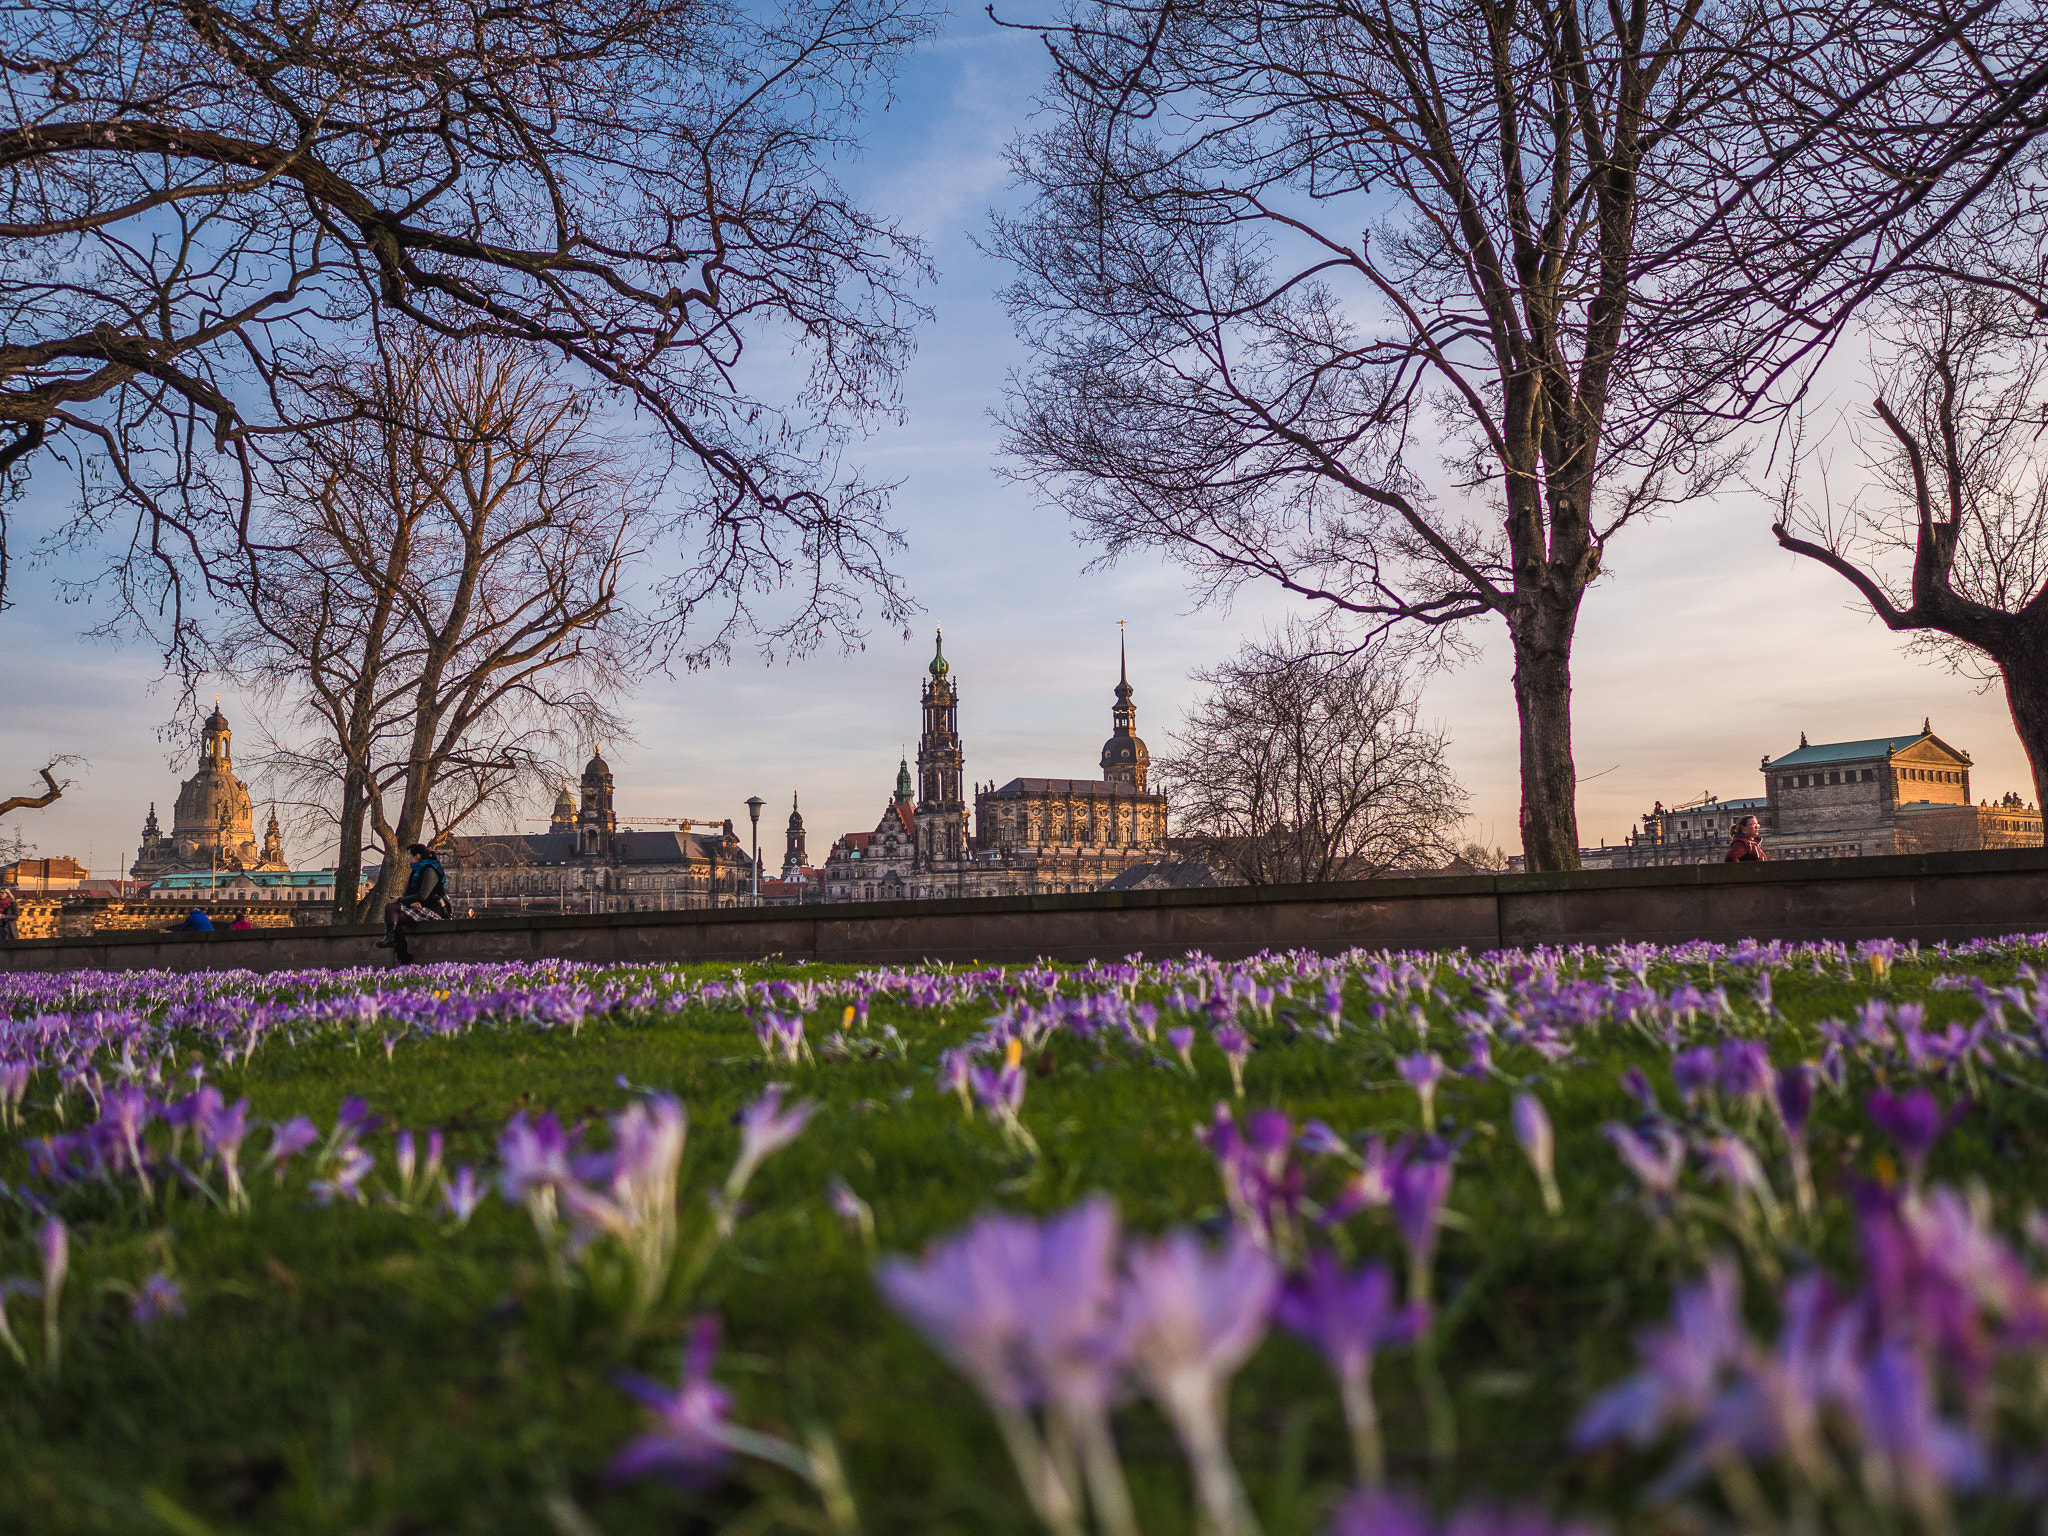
left=226, top=337, right=638, bottom=920
left=1156, top=627, right=1466, bottom=884
left=0, top=0, right=934, bottom=659
left=995, top=0, right=2048, bottom=871
left=1774, top=285, right=2048, bottom=839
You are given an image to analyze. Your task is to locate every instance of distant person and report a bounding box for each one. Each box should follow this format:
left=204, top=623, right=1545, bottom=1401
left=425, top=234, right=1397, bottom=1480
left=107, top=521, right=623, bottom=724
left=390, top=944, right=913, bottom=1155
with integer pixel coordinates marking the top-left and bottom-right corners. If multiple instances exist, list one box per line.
left=1725, top=816, right=1767, bottom=863
left=376, top=843, right=450, bottom=960
left=178, top=907, right=214, bottom=932
left=227, top=914, right=253, bottom=931
left=0, top=887, right=16, bottom=941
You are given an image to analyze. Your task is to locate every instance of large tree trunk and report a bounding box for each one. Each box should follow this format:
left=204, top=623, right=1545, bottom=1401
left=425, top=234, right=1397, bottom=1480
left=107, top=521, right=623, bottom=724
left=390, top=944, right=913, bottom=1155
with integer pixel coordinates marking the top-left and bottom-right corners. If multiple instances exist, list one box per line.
left=334, top=768, right=369, bottom=922
left=2000, top=630, right=2048, bottom=846
left=1510, top=594, right=1584, bottom=872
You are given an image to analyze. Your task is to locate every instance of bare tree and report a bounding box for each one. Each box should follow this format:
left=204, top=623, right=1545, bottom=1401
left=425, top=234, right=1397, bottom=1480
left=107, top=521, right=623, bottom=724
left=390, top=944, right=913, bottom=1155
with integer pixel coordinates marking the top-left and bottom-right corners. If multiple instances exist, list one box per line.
left=1156, top=626, right=1466, bottom=883
left=1773, top=284, right=2048, bottom=836
left=0, top=0, right=935, bottom=658
left=225, top=337, right=639, bottom=920
left=993, top=0, right=2048, bottom=870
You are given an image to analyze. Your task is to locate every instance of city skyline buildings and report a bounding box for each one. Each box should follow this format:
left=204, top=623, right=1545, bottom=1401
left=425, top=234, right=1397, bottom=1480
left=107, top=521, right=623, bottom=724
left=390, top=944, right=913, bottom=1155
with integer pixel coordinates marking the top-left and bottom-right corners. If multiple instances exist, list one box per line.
left=1, top=14, right=2044, bottom=876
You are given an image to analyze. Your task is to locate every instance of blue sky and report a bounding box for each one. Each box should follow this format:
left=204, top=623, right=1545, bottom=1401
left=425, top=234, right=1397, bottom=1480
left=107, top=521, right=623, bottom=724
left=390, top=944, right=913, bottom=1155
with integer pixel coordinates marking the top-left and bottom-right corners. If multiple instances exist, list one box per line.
left=1, top=13, right=2037, bottom=878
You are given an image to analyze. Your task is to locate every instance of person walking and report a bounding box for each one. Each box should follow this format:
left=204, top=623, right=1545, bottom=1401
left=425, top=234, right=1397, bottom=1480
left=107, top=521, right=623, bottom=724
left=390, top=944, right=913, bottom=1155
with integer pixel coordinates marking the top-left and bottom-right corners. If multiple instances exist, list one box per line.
left=1725, top=815, right=1767, bottom=863
left=376, top=842, right=450, bottom=960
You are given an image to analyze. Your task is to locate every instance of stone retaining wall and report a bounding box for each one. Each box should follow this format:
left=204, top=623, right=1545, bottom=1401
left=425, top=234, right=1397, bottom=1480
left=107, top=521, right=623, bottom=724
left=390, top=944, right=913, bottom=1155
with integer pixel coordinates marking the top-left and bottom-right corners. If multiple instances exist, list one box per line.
left=4, top=846, right=2048, bottom=974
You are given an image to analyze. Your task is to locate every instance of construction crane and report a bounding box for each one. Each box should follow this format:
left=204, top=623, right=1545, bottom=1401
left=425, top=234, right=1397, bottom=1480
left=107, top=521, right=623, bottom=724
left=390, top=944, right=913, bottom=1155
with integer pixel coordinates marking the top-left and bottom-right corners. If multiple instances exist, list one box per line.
left=524, top=814, right=730, bottom=830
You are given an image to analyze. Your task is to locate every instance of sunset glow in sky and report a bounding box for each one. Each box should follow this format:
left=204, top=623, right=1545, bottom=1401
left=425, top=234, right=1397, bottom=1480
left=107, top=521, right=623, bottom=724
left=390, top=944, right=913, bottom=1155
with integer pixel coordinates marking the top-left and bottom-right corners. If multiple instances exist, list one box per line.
left=2, top=14, right=2036, bottom=878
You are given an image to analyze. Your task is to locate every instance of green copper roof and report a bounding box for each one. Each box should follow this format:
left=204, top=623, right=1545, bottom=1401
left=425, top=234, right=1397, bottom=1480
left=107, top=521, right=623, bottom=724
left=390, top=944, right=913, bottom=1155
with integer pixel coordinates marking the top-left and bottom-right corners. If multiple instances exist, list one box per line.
left=1770, top=732, right=1930, bottom=767
left=929, top=627, right=948, bottom=678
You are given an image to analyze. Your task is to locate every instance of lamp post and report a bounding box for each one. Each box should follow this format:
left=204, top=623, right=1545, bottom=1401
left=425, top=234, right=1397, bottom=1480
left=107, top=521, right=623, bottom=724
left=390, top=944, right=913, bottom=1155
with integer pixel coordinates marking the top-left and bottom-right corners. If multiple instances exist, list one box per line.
left=745, top=797, right=765, bottom=904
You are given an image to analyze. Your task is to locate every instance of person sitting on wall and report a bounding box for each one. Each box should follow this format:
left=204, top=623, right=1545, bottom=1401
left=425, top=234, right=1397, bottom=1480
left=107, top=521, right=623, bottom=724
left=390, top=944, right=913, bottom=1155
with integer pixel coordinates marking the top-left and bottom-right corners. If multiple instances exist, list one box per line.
left=177, top=907, right=214, bottom=932
left=0, top=887, right=16, bottom=942
left=227, top=914, right=253, bottom=931
left=376, top=843, right=450, bottom=959
left=1725, top=816, right=1767, bottom=863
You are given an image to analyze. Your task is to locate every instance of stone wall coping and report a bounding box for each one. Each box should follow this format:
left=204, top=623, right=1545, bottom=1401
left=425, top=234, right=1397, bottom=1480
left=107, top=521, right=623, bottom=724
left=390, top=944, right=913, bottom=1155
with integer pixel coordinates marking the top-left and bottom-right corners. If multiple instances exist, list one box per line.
left=5, top=843, right=2047, bottom=960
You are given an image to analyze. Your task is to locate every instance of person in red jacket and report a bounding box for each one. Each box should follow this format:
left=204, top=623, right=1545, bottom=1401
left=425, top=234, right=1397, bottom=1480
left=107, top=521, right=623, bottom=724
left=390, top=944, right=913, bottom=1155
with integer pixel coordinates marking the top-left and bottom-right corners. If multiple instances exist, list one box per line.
left=1725, top=815, right=1767, bottom=862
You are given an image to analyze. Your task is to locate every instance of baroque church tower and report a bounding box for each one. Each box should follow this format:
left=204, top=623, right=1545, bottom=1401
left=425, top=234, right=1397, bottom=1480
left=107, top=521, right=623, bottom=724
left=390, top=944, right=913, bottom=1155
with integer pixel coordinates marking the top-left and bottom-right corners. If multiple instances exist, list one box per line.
left=916, top=629, right=968, bottom=865
left=1099, top=630, right=1150, bottom=791
left=783, top=791, right=808, bottom=880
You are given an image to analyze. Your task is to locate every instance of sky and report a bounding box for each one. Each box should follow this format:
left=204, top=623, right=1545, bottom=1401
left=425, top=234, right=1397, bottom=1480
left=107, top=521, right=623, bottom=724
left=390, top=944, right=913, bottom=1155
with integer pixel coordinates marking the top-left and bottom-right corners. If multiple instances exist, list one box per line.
left=1, top=15, right=2039, bottom=880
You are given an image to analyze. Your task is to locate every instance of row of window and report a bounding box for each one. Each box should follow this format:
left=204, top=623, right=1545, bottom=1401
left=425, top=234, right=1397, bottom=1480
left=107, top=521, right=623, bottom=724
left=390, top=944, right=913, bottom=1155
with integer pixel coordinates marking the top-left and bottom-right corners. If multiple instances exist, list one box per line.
left=1778, top=766, right=1963, bottom=791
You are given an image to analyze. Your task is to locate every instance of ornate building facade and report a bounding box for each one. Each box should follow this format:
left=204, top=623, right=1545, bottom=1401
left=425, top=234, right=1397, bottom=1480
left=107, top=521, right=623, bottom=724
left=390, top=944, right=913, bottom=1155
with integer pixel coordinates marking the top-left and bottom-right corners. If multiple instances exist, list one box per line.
left=438, top=748, right=757, bottom=913
left=1608, top=722, right=2042, bottom=865
left=816, top=631, right=1169, bottom=902
left=131, top=707, right=290, bottom=881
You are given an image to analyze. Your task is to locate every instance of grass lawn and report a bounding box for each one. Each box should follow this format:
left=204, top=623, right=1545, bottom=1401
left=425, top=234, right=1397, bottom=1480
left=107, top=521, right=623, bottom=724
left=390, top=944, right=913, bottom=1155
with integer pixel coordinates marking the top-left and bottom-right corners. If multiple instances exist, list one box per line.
left=2, top=938, right=2045, bottom=1536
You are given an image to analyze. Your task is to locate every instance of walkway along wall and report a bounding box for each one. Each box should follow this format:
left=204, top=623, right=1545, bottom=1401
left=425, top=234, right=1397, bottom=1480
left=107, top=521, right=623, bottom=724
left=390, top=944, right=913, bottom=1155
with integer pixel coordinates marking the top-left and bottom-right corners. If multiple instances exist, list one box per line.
left=6, top=847, right=2048, bottom=975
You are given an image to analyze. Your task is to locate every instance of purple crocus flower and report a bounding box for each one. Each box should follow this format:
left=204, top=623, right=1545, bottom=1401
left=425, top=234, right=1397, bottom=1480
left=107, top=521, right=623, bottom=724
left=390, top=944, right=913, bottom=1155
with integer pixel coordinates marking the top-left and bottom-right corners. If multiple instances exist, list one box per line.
left=877, top=1210, right=1040, bottom=1408
left=1327, top=1489, right=1596, bottom=1536
left=1604, top=1122, right=1686, bottom=1201
left=441, top=1165, right=484, bottom=1225
left=1866, top=1089, right=1954, bottom=1183
left=726, top=1084, right=814, bottom=1203
left=1168, top=1026, right=1197, bottom=1074
left=610, top=1315, right=734, bottom=1488
left=131, top=1273, right=185, bottom=1328
left=497, top=1111, right=576, bottom=1205
left=265, top=1116, right=320, bottom=1176
left=1298, top=1120, right=1349, bottom=1158
left=1390, top=1149, right=1453, bottom=1306
left=1717, top=1040, right=1774, bottom=1104
left=1398, top=1052, right=1444, bottom=1132
left=1852, top=1340, right=1986, bottom=1519
left=1323, top=1135, right=1399, bottom=1225
left=1275, top=1253, right=1422, bottom=1484
left=1511, top=1093, right=1561, bottom=1216
left=1117, top=1226, right=1278, bottom=1536
left=1573, top=1258, right=1748, bottom=1451
left=1620, top=1067, right=1659, bottom=1114
left=1671, top=1047, right=1718, bottom=1105
left=1775, top=1064, right=1815, bottom=1139
left=1213, top=1025, right=1250, bottom=1097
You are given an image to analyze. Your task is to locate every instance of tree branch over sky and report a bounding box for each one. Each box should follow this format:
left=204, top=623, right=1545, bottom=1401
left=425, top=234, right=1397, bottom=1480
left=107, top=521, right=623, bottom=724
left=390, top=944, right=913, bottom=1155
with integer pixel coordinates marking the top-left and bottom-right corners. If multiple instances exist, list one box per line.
left=1774, top=283, right=2048, bottom=838
left=993, top=0, right=2048, bottom=870
left=0, top=0, right=937, bottom=658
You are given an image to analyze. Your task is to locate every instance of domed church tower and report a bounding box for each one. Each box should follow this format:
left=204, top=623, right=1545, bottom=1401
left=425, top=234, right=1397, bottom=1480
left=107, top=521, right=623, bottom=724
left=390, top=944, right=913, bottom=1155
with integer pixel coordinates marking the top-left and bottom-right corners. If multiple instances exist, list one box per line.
left=549, top=781, right=577, bottom=832
left=165, top=704, right=260, bottom=871
left=1100, top=629, right=1150, bottom=792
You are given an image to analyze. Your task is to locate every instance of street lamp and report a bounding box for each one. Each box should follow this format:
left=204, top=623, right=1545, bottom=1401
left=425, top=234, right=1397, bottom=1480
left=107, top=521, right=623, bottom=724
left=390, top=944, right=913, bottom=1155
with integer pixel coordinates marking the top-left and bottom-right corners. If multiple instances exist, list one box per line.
left=745, top=796, right=765, bottom=904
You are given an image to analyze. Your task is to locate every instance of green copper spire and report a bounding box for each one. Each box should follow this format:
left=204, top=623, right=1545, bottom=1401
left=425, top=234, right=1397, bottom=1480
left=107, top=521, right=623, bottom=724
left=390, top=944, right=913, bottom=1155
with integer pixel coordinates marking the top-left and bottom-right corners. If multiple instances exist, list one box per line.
left=928, top=625, right=949, bottom=678
left=896, top=754, right=913, bottom=803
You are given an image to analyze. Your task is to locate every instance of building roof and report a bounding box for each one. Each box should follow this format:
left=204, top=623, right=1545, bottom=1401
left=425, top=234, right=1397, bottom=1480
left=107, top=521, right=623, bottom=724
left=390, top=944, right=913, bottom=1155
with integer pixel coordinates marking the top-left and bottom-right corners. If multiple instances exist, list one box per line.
left=146, top=869, right=335, bottom=889
left=1768, top=730, right=1967, bottom=768
left=441, top=829, right=748, bottom=868
left=986, top=776, right=1144, bottom=798
left=889, top=802, right=915, bottom=836
left=1101, top=860, right=1222, bottom=891
left=2, top=856, right=89, bottom=883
